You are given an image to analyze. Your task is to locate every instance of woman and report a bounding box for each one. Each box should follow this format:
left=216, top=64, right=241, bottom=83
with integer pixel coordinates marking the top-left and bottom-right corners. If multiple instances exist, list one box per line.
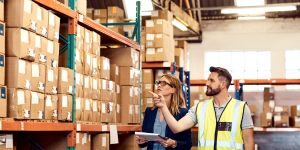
left=136, top=74, right=192, bottom=150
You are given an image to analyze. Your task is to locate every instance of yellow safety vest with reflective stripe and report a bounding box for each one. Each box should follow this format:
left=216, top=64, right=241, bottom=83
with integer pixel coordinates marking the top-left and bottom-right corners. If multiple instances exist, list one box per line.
left=196, top=98, right=245, bottom=150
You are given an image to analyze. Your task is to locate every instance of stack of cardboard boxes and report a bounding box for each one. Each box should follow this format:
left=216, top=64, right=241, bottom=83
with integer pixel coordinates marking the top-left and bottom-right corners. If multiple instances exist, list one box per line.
left=5, top=0, right=64, bottom=121
left=291, top=105, right=300, bottom=127
left=76, top=133, right=110, bottom=150
left=142, top=69, right=154, bottom=112
left=145, top=10, right=174, bottom=62
left=260, top=87, right=275, bottom=127
left=101, top=47, right=140, bottom=124
left=273, top=105, right=289, bottom=127
left=93, top=6, right=125, bottom=34
left=175, top=40, right=189, bottom=69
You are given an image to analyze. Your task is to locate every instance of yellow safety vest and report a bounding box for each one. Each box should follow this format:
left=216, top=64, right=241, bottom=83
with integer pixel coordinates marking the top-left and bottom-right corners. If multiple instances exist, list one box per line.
left=196, top=98, right=245, bottom=150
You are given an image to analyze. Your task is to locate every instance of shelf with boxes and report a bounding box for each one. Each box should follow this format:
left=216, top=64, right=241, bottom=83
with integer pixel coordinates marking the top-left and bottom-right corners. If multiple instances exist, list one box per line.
left=191, top=127, right=300, bottom=132
left=190, top=79, right=300, bottom=86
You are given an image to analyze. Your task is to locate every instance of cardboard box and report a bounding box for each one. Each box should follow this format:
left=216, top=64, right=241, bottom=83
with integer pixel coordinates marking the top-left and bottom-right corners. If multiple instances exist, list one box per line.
left=260, top=112, right=272, bottom=127
left=6, top=28, right=35, bottom=61
left=100, top=57, right=110, bottom=80
left=77, top=25, right=85, bottom=52
left=83, top=98, right=92, bottom=121
left=99, top=79, right=110, bottom=101
left=264, top=87, right=275, bottom=101
left=83, top=52, right=92, bottom=75
left=145, top=20, right=155, bottom=34
left=93, top=9, right=107, bottom=19
left=0, top=0, right=3, bottom=22
left=77, top=0, right=87, bottom=15
left=75, top=49, right=84, bottom=74
left=146, top=19, right=171, bottom=35
left=58, top=67, right=74, bottom=95
left=75, top=97, right=83, bottom=121
left=274, top=114, right=289, bottom=127
left=142, top=84, right=154, bottom=97
left=175, top=48, right=184, bottom=67
left=91, top=54, right=99, bottom=77
left=110, top=64, right=120, bottom=84
left=48, top=11, right=60, bottom=41
left=7, top=89, right=31, bottom=119
left=92, top=133, right=109, bottom=150
left=142, top=69, right=154, bottom=84
left=92, top=32, right=101, bottom=56
left=151, top=10, right=173, bottom=22
left=30, top=92, right=44, bottom=119
left=101, top=48, right=139, bottom=69
left=91, top=99, right=100, bottom=122
left=76, top=73, right=84, bottom=98
left=146, top=47, right=174, bottom=62
left=107, top=6, right=124, bottom=18
left=119, top=67, right=134, bottom=86
left=91, top=77, right=99, bottom=99
left=83, top=75, right=91, bottom=99
left=76, top=133, right=91, bottom=150
left=94, top=18, right=107, bottom=24
left=175, top=40, right=188, bottom=50
left=85, top=29, right=93, bottom=53
left=100, top=101, right=109, bottom=123
left=263, top=100, right=275, bottom=112
left=47, top=40, right=59, bottom=68
left=6, top=58, right=31, bottom=90
left=6, top=0, right=37, bottom=32
left=36, top=6, right=49, bottom=37
left=0, top=86, right=7, bottom=117
left=143, top=97, right=153, bottom=112
left=110, top=134, right=139, bottom=150
left=45, top=66, right=58, bottom=94
left=58, top=94, right=72, bottom=121
left=44, top=94, right=58, bottom=120
left=0, top=54, right=4, bottom=86
left=0, top=22, right=4, bottom=54
left=273, top=106, right=289, bottom=115
left=87, top=8, right=93, bottom=18
left=34, top=35, right=48, bottom=64
left=290, top=116, right=300, bottom=127
left=107, top=18, right=124, bottom=34
left=121, top=86, right=134, bottom=124
left=291, top=105, right=300, bottom=117
left=31, top=63, right=46, bottom=93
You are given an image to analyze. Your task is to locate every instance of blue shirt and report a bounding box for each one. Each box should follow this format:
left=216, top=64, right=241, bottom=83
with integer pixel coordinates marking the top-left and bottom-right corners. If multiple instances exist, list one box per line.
left=153, top=111, right=167, bottom=150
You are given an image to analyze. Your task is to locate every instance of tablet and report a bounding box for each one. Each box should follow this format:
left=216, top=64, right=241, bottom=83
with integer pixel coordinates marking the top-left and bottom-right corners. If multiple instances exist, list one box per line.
left=135, top=132, right=168, bottom=142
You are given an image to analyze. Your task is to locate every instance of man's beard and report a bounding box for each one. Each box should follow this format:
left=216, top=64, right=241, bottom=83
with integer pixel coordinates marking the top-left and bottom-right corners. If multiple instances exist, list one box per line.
left=206, top=86, right=221, bottom=96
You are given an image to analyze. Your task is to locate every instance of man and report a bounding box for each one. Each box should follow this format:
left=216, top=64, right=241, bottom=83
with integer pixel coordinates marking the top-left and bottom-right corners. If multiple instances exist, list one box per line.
left=152, top=66, right=254, bottom=150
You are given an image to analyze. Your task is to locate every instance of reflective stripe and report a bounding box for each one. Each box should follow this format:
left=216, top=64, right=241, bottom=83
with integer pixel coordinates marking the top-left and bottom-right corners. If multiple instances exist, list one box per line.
left=200, top=140, right=244, bottom=149
left=199, top=100, right=210, bottom=146
left=231, top=100, right=241, bottom=148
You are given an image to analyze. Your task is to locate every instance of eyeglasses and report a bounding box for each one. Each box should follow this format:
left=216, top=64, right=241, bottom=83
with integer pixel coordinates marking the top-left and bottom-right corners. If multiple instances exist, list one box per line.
left=155, top=80, right=174, bottom=87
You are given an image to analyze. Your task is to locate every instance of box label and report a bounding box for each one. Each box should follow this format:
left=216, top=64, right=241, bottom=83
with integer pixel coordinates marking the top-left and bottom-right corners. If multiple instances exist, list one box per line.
left=102, top=80, right=107, bottom=90
left=116, top=66, right=119, bottom=75
left=47, top=41, right=54, bottom=54
left=274, top=115, right=281, bottom=121
left=147, top=98, right=153, bottom=104
left=297, top=105, right=300, bottom=111
left=76, top=73, right=81, bottom=85
left=49, top=13, right=55, bottom=26
left=76, top=98, right=81, bottom=110
left=102, top=136, right=106, bottom=147
left=45, top=95, right=52, bottom=107
left=146, top=20, right=154, bottom=27
left=1, top=87, right=6, bottom=99
left=48, top=69, right=54, bottom=82
left=92, top=58, right=97, bottom=69
left=0, top=55, right=4, bottom=67
left=93, top=79, right=98, bottom=90
left=157, top=48, right=163, bottom=53
left=85, top=99, right=90, bottom=111
left=267, top=113, right=272, bottom=120
left=17, top=90, right=25, bottom=105
left=93, top=101, right=97, bottom=112
left=156, top=34, right=163, bottom=38
left=31, top=92, right=39, bottom=104
left=117, top=85, right=120, bottom=94
left=146, top=48, right=155, bottom=55
left=145, top=84, right=152, bottom=90
left=32, top=64, right=40, bottom=77
left=146, top=34, right=155, bottom=40
left=152, top=10, right=159, bottom=17
left=37, top=7, right=42, bottom=21
left=84, top=77, right=90, bottom=88
left=274, top=106, right=283, bottom=112
left=269, top=100, right=275, bottom=108
left=19, top=60, right=26, bottom=74
left=21, top=29, right=29, bottom=43
left=86, top=54, right=91, bottom=65
left=35, top=35, right=41, bottom=48
left=62, top=96, right=68, bottom=108
left=156, top=19, right=163, bottom=25
left=0, top=24, right=4, bottom=36
left=129, top=105, right=133, bottom=115
left=24, top=0, right=32, bottom=13
left=62, top=69, right=68, bottom=82
left=102, top=103, right=106, bottom=113
left=117, top=104, right=120, bottom=113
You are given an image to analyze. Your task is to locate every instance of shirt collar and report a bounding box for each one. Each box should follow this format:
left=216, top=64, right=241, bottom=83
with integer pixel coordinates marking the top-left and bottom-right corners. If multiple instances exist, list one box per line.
left=213, top=96, right=232, bottom=108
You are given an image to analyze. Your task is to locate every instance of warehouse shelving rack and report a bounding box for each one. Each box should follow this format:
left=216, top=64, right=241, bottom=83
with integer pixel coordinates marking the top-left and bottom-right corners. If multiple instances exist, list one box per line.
left=0, top=0, right=143, bottom=149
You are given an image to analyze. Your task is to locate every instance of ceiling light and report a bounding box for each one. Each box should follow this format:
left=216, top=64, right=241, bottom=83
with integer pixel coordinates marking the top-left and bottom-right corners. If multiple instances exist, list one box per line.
left=172, top=19, right=188, bottom=31
left=221, top=6, right=297, bottom=15
left=238, top=16, right=266, bottom=20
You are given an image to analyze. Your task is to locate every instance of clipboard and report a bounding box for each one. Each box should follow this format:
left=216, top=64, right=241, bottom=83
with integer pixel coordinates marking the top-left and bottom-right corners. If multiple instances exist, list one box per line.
left=135, top=132, right=168, bottom=141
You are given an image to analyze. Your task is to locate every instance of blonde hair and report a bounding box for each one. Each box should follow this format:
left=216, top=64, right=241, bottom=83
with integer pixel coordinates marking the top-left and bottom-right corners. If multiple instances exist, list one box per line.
left=152, top=74, right=186, bottom=115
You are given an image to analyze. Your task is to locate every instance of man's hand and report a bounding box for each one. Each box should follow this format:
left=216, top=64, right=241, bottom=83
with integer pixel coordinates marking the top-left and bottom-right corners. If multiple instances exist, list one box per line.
left=148, top=91, right=167, bottom=109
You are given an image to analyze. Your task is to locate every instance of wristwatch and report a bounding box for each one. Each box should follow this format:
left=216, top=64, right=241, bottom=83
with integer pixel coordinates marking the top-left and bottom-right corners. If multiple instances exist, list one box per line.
left=172, top=140, right=177, bottom=148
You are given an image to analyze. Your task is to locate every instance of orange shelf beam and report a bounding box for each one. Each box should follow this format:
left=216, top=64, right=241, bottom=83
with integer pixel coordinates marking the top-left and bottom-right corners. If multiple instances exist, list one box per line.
left=33, top=0, right=77, bottom=18
left=191, top=79, right=300, bottom=86
left=79, top=17, right=140, bottom=50
left=0, top=121, right=74, bottom=132
left=77, top=124, right=141, bottom=132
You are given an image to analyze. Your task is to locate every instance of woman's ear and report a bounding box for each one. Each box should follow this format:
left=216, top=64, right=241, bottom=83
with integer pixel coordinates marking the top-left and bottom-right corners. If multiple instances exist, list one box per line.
left=171, top=88, right=176, bottom=94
